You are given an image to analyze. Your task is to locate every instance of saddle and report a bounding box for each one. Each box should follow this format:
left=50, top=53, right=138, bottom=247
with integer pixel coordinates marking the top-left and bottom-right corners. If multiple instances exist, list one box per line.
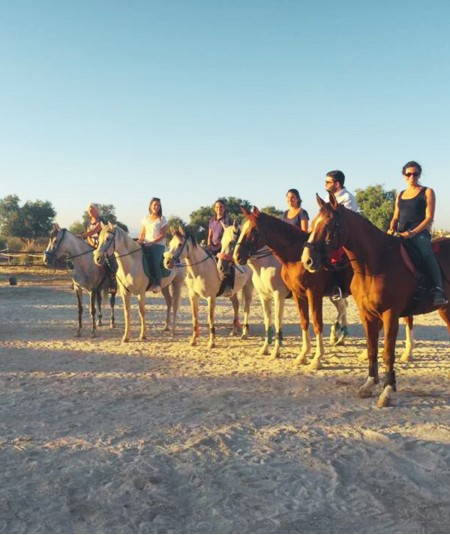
left=399, top=239, right=442, bottom=316
left=141, top=246, right=171, bottom=290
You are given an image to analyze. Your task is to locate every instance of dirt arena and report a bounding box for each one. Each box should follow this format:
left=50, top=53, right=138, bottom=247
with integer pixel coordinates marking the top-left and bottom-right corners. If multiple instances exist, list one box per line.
left=0, top=266, right=449, bottom=533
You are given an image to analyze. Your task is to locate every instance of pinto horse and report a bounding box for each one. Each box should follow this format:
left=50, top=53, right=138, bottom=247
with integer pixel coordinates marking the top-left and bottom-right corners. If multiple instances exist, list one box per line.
left=234, top=207, right=352, bottom=370
left=164, top=227, right=253, bottom=349
left=218, top=221, right=291, bottom=358
left=43, top=224, right=116, bottom=337
left=94, top=223, right=186, bottom=343
left=301, top=193, right=450, bottom=408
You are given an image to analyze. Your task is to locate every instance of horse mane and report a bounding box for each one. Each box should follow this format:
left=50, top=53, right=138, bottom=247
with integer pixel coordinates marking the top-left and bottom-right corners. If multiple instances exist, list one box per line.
left=255, top=211, right=309, bottom=243
left=332, top=204, right=396, bottom=242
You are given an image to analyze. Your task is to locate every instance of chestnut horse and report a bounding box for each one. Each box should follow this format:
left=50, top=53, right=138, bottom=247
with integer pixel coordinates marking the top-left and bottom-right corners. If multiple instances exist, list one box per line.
left=234, top=207, right=352, bottom=371
left=301, top=193, right=450, bottom=407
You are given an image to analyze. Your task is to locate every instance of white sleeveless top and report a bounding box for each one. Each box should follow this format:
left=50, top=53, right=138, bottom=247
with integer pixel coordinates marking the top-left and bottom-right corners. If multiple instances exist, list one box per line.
left=140, top=215, right=167, bottom=245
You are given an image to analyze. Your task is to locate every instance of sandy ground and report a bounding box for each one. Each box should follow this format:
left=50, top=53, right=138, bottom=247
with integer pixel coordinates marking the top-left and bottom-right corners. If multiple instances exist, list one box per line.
left=0, top=266, right=449, bottom=534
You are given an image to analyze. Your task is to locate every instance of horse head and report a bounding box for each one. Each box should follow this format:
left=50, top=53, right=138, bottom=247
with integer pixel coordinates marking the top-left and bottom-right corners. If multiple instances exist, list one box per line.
left=164, top=226, right=190, bottom=269
left=233, top=206, right=267, bottom=265
left=217, top=220, right=240, bottom=274
left=43, top=224, right=65, bottom=266
left=301, top=192, right=343, bottom=272
left=94, top=222, right=116, bottom=266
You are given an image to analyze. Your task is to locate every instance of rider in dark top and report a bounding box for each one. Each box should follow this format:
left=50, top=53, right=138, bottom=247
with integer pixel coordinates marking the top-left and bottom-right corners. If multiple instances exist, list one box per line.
left=388, top=161, right=447, bottom=307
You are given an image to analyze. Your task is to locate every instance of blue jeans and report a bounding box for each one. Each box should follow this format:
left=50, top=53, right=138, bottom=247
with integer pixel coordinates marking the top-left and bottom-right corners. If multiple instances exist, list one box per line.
left=144, top=244, right=165, bottom=286
left=410, top=231, right=443, bottom=289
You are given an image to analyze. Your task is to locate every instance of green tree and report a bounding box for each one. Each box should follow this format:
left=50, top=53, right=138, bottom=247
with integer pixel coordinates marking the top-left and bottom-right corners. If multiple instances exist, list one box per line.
left=0, top=195, right=56, bottom=247
left=355, top=184, right=396, bottom=231
left=189, top=197, right=252, bottom=242
left=260, top=205, right=283, bottom=218
left=166, top=215, right=187, bottom=237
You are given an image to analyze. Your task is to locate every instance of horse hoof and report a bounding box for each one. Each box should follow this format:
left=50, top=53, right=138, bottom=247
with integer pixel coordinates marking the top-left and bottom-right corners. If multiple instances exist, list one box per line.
left=400, top=353, right=411, bottom=363
left=334, top=336, right=346, bottom=346
left=294, top=355, right=308, bottom=366
left=270, top=350, right=280, bottom=360
left=121, top=337, right=130, bottom=343
left=259, top=345, right=270, bottom=356
left=376, top=386, right=393, bottom=408
left=190, top=340, right=197, bottom=347
left=308, top=360, right=322, bottom=371
left=240, top=333, right=248, bottom=340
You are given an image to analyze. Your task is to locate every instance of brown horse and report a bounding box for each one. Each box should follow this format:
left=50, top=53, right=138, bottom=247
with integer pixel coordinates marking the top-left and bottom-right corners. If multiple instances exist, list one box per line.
left=301, top=193, right=450, bottom=407
left=234, top=207, right=352, bottom=370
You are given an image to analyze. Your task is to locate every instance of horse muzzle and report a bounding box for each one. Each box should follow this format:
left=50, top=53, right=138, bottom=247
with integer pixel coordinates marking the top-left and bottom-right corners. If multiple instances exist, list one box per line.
left=94, top=250, right=105, bottom=266
left=301, top=244, right=321, bottom=273
left=43, top=251, right=55, bottom=266
left=163, top=252, right=174, bottom=269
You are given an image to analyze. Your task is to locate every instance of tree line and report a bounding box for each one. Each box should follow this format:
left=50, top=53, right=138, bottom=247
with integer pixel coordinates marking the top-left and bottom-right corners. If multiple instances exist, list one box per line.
left=1, top=185, right=447, bottom=252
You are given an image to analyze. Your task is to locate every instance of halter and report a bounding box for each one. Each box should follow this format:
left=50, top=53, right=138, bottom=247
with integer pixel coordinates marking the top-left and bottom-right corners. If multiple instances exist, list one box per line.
left=303, top=210, right=342, bottom=268
left=44, top=228, right=94, bottom=266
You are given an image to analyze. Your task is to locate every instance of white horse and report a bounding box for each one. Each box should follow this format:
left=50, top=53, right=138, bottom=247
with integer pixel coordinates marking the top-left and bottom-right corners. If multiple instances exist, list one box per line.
left=43, top=224, right=116, bottom=337
left=164, top=227, right=254, bottom=349
left=94, top=223, right=186, bottom=343
left=217, top=222, right=290, bottom=359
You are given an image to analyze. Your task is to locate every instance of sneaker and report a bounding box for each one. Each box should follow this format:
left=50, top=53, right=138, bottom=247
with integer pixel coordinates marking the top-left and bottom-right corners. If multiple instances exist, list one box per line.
left=151, top=285, right=161, bottom=294
left=431, top=287, right=448, bottom=307
left=331, top=285, right=343, bottom=302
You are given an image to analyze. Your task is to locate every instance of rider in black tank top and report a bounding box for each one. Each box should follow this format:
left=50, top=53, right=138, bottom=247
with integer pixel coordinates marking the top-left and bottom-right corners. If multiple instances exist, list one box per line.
left=398, top=187, right=428, bottom=233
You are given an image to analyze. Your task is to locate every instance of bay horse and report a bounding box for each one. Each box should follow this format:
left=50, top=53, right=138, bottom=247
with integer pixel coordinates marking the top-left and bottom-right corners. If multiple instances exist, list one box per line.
left=164, top=227, right=254, bottom=350
left=43, top=224, right=116, bottom=337
left=233, top=207, right=352, bottom=371
left=94, top=223, right=185, bottom=343
left=301, top=193, right=450, bottom=407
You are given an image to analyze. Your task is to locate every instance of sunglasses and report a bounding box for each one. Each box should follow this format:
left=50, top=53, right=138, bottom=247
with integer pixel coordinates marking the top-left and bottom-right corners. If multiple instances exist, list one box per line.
left=325, top=180, right=335, bottom=184
left=404, top=172, right=420, bottom=178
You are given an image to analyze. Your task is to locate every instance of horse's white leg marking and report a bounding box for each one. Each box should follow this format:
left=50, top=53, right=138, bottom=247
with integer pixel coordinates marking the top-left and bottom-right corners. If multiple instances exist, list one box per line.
left=400, top=319, right=414, bottom=362
left=309, top=332, right=324, bottom=371
left=376, top=385, right=394, bottom=408
left=358, top=376, right=376, bottom=398
left=294, top=330, right=311, bottom=366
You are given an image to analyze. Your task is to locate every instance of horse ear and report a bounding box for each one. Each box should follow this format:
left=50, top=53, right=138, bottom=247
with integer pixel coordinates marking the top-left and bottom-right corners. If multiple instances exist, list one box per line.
left=328, top=192, right=339, bottom=209
left=178, top=225, right=185, bottom=237
left=252, top=206, right=260, bottom=216
left=240, top=205, right=250, bottom=217
left=316, top=194, right=326, bottom=208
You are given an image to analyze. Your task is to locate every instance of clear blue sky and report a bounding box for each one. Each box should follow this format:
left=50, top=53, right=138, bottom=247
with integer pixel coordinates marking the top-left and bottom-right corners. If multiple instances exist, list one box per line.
left=1, top=0, right=449, bottom=233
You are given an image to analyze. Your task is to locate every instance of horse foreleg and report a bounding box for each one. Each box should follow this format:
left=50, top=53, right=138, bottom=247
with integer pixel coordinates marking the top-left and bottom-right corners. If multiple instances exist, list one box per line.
left=89, top=292, right=97, bottom=337
left=121, top=291, right=131, bottom=343
left=161, top=286, right=172, bottom=332
left=137, top=292, right=147, bottom=341
left=293, top=294, right=311, bottom=366
left=229, top=294, right=240, bottom=337
left=75, top=285, right=83, bottom=337
left=270, top=292, right=286, bottom=359
left=189, top=292, right=200, bottom=346
left=171, top=280, right=182, bottom=337
left=400, top=316, right=414, bottom=362
left=207, top=296, right=216, bottom=349
left=258, top=296, right=272, bottom=355
left=109, top=293, right=116, bottom=328
left=376, top=312, right=399, bottom=408
left=358, top=315, right=382, bottom=398
left=96, top=291, right=103, bottom=327
left=308, top=292, right=324, bottom=371
left=241, top=281, right=253, bottom=339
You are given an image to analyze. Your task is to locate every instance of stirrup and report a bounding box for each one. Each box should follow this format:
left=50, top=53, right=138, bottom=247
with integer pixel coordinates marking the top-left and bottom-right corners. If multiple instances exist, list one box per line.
left=331, top=286, right=343, bottom=302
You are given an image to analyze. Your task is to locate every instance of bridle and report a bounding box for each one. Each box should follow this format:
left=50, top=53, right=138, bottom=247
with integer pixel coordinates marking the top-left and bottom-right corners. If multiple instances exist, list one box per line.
left=44, top=228, right=94, bottom=266
left=303, top=210, right=343, bottom=269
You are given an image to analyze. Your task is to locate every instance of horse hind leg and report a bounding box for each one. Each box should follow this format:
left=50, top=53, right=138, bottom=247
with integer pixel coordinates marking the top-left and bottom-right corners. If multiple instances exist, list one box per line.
left=259, top=297, right=273, bottom=356
left=229, top=294, right=241, bottom=337
left=161, top=286, right=172, bottom=332
left=400, top=316, right=414, bottom=362
left=96, top=291, right=103, bottom=327
left=330, top=297, right=348, bottom=346
left=171, top=280, right=182, bottom=337
left=358, top=317, right=382, bottom=399
left=241, top=281, right=253, bottom=340
left=109, top=293, right=116, bottom=328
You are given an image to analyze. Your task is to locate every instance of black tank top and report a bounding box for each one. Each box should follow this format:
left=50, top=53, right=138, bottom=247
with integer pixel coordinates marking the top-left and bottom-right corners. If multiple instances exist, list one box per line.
left=398, top=187, right=427, bottom=232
